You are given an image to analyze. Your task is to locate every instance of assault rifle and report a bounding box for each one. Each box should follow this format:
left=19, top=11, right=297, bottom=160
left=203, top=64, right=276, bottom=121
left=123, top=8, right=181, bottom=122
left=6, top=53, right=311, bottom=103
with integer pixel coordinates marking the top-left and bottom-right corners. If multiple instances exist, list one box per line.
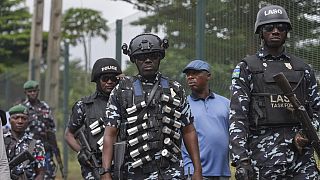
left=273, top=72, right=320, bottom=158
left=113, top=141, right=127, bottom=180
left=47, top=131, right=65, bottom=178
left=74, top=126, right=100, bottom=179
left=9, top=150, right=35, bottom=169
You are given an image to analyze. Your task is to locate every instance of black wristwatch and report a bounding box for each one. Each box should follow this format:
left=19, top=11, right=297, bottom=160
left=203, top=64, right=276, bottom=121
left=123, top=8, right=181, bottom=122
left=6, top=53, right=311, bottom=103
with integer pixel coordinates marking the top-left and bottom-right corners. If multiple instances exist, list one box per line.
left=99, top=167, right=111, bottom=175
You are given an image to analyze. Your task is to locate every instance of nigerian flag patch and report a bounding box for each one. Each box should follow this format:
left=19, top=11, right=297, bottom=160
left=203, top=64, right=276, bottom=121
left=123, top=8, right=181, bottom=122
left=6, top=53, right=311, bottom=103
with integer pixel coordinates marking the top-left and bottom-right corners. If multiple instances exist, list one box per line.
left=232, top=68, right=240, bottom=78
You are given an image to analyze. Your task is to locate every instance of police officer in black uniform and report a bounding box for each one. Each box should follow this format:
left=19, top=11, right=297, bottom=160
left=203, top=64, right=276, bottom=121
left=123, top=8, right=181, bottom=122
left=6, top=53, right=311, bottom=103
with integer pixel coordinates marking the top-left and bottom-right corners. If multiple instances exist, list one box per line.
left=65, top=58, right=122, bottom=180
left=229, top=5, right=320, bottom=180
left=101, top=33, right=202, bottom=180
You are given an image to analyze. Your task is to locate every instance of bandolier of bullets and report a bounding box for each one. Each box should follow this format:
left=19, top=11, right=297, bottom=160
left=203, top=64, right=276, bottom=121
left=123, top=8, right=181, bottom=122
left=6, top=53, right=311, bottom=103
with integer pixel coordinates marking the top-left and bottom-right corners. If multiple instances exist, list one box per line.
left=124, top=93, right=183, bottom=168
left=125, top=100, right=151, bottom=167
left=160, top=95, right=182, bottom=163
left=89, top=117, right=105, bottom=151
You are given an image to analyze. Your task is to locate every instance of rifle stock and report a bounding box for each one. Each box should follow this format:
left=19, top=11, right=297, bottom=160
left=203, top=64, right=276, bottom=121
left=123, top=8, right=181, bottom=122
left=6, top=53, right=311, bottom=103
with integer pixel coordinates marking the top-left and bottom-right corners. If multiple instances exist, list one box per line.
left=9, top=150, right=35, bottom=169
left=74, top=126, right=100, bottom=179
left=273, top=72, right=320, bottom=158
left=47, top=130, right=65, bottom=178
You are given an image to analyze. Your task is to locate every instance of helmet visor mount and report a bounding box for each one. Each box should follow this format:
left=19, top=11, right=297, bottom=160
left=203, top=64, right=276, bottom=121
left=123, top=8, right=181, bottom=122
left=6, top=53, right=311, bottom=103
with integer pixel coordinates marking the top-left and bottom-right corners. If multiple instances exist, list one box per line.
left=122, top=34, right=168, bottom=63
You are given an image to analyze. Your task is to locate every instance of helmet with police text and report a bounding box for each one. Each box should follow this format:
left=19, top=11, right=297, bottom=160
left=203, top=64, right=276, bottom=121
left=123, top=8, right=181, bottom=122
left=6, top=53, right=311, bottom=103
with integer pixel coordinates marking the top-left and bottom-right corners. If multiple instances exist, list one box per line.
left=122, top=33, right=169, bottom=63
left=254, top=5, right=292, bottom=34
left=91, top=58, right=122, bottom=82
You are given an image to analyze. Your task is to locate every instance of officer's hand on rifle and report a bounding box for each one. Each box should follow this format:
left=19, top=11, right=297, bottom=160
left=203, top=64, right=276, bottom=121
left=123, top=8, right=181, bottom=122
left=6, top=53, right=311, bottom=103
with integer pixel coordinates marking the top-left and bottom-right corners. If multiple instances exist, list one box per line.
left=77, top=149, right=91, bottom=167
left=235, top=158, right=254, bottom=180
left=294, top=132, right=309, bottom=154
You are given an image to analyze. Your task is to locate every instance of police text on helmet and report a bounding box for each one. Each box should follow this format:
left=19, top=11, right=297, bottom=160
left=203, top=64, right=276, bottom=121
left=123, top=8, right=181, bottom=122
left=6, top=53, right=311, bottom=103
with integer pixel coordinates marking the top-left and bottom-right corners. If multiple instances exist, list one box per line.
left=101, top=66, right=118, bottom=72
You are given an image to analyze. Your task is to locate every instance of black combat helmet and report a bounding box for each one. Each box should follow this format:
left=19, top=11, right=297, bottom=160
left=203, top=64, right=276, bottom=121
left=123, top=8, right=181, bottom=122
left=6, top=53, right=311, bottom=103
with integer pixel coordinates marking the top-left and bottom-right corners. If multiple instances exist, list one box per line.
left=91, top=58, right=122, bottom=82
left=122, top=33, right=169, bottom=63
left=254, top=5, right=292, bottom=34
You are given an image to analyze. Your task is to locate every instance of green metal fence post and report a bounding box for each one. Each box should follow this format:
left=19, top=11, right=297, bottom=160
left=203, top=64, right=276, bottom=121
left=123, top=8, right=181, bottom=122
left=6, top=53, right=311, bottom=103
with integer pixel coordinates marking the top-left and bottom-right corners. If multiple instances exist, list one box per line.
left=63, top=42, right=69, bottom=180
left=196, top=0, right=205, bottom=60
left=116, top=19, right=123, bottom=69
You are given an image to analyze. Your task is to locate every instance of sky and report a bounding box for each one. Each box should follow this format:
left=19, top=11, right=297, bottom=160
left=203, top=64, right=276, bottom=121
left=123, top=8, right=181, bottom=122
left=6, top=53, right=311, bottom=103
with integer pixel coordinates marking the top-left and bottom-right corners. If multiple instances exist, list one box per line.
left=25, top=0, right=147, bottom=69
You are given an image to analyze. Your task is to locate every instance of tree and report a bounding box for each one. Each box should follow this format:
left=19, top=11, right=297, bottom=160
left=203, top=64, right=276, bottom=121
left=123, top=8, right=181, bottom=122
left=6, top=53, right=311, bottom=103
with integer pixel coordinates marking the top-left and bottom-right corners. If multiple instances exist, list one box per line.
left=120, top=0, right=253, bottom=96
left=0, top=0, right=32, bottom=66
left=118, top=0, right=320, bottom=96
left=62, top=8, right=109, bottom=73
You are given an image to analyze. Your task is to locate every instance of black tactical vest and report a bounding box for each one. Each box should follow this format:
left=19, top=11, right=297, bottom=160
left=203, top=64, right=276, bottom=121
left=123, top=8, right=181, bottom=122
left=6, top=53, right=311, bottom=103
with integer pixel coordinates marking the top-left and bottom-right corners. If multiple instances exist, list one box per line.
left=243, top=54, right=308, bottom=128
left=82, top=92, right=109, bottom=157
left=117, top=75, right=183, bottom=173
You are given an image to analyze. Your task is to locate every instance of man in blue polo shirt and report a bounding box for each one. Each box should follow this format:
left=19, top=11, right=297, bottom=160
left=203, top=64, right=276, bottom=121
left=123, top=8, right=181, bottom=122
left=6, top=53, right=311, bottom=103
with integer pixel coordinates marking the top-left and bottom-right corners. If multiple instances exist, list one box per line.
left=181, top=60, right=231, bottom=180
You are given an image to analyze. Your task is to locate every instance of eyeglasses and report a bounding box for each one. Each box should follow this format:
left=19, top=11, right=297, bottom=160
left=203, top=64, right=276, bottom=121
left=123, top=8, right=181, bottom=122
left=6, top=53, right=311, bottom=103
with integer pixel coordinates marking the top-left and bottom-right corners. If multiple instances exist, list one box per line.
left=133, top=52, right=161, bottom=61
left=262, top=23, right=288, bottom=33
left=100, top=74, right=119, bottom=82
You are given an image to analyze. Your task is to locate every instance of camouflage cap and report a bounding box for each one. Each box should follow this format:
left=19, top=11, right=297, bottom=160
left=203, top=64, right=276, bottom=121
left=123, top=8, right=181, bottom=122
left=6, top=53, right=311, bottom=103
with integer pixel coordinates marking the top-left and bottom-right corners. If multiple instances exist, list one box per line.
left=8, top=104, right=28, bottom=116
left=23, top=80, right=39, bottom=89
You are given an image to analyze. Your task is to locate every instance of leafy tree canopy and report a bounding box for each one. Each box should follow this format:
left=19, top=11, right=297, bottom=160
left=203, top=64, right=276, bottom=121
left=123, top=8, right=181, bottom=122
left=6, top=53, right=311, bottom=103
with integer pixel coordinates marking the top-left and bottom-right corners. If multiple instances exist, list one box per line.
left=62, top=8, right=109, bottom=46
left=0, top=0, right=31, bottom=66
left=119, top=0, right=320, bottom=96
left=62, top=8, right=110, bottom=73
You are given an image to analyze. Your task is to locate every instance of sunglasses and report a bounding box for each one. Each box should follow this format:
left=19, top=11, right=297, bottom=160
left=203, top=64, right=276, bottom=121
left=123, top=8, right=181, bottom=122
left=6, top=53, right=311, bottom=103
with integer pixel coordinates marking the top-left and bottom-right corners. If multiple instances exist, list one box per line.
left=133, top=52, right=161, bottom=61
left=262, top=23, right=288, bottom=33
left=100, top=74, right=119, bottom=82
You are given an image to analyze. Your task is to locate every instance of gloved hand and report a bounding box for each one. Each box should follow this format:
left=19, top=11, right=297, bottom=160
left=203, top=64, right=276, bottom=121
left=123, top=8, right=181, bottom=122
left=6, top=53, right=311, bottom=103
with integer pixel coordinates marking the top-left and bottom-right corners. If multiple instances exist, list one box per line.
left=77, top=149, right=91, bottom=167
left=294, top=132, right=309, bottom=154
left=235, top=159, right=254, bottom=180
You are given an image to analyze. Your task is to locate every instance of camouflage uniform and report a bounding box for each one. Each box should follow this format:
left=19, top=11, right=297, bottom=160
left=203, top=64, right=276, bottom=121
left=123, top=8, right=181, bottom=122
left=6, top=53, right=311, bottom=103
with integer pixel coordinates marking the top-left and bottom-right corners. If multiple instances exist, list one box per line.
left=229, top=49, right=320, bottom=179
left=104, top=73, right=193, bottom=180
left=23, top=100, right=57, bottom=179
left=4, top=131, right=45, bottom=179
left=68, top=91, right=109, bottom=179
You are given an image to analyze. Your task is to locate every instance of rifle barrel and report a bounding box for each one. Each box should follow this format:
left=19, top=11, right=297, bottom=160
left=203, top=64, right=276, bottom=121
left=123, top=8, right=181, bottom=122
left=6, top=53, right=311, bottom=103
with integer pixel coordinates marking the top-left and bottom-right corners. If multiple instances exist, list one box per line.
left=273, top=72, right=320, bottom=159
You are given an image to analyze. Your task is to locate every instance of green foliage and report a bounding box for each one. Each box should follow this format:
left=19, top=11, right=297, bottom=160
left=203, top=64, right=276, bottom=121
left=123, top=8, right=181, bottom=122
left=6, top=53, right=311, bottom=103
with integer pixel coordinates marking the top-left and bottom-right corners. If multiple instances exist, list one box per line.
left=122, top=0, right=241, bottom=95
left=0, top=0, right=31, bottom=64
left=120, top=0, right=320, bottom=95
left=62, top=8, right=110, bottom=73
left=64, top=59, right=95, bottom=108
left=62, top=8, right=109, bottom=46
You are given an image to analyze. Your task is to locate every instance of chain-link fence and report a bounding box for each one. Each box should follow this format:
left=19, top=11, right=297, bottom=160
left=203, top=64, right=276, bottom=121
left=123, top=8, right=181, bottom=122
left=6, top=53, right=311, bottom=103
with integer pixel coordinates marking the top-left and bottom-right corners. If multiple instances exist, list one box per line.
left=0, top=0, right=320, bottom=177
left=0, top=66, right=29, bottom=110
left=133, top=0, right=319, bottom=97
left=1, top=0, right=319, bottom=108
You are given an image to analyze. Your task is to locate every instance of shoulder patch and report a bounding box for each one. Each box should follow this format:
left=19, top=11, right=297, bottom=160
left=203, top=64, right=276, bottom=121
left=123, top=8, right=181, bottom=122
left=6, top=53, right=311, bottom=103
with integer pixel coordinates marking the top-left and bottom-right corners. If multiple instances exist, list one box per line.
left=232, top=68, right=240, bottom=78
